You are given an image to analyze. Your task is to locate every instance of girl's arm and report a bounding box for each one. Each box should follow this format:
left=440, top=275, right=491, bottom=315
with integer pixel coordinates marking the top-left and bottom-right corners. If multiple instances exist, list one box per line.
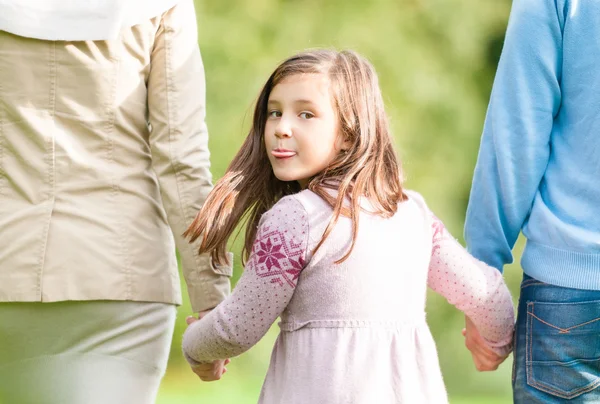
left=427, top=213, right=515, bottom=355
left=182, top=196, right=309, bottom=365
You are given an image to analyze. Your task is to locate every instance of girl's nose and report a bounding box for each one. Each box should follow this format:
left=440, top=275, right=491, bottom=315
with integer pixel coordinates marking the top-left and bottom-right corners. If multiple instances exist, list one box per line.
left=274, top=120, right=292, bottom=138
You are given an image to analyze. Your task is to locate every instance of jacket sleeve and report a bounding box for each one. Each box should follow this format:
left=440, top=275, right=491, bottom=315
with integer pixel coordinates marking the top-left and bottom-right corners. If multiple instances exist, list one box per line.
left=147, top=0, right=232, bottom=313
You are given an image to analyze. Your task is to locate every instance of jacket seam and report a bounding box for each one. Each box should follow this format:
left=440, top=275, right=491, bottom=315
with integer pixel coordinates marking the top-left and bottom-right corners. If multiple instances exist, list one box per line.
left=0, top=52, right=4, bottom=197
left=37, top=40, right=58, bottom=299
left=109, top=40, right=133, bottom=299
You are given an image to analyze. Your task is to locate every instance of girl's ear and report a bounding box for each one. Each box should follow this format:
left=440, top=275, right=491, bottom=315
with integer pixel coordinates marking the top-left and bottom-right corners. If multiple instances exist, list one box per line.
left=335, top=124, right=352, bottom=153
left=340, top=136, right=352, bottom=153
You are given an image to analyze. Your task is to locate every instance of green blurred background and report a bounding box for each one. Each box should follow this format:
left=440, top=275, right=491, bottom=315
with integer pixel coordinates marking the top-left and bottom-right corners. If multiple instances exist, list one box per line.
left=158, top=0, right=523, bottom=403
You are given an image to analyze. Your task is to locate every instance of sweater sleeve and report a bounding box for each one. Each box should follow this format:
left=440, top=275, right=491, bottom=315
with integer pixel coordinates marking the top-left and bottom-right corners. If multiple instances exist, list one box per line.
left=182, top=196, right=309, bottom=365
left=464, top=0, right=564, bottom=271
left=428, top=213, right=515, bottom=355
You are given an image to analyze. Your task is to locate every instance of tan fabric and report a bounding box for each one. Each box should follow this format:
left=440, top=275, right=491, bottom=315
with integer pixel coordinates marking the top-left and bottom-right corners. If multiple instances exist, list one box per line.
left=0, top=0, right=231, bottom=312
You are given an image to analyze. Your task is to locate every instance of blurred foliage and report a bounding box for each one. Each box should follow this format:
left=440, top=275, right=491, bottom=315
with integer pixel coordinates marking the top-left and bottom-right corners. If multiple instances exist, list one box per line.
left=160, top=0, right=521, bottom=402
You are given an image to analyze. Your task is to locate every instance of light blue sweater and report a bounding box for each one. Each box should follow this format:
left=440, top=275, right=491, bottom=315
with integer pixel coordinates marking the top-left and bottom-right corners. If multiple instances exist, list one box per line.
left=465, top=0, right=600, bottom=290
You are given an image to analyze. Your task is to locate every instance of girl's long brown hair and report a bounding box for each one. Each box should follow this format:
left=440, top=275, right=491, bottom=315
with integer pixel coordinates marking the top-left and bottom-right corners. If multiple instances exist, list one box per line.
left=185, top=49, right=406, bottom=266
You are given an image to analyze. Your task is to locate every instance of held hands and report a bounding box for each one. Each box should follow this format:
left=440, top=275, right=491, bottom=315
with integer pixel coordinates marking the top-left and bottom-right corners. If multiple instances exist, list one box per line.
left=186, top=310, right=231, bottom=381
left=462, top=315, right=509, bottom=371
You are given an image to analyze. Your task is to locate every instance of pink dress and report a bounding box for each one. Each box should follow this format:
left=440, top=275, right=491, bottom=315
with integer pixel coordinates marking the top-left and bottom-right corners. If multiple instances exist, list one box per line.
left=183, top=190, right=514, bottom=403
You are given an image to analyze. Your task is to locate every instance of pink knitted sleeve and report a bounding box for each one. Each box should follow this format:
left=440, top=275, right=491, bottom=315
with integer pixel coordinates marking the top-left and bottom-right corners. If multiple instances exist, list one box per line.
left=182, top=196, right=309, bottom=365
left=427, top=213, right=515, bottom=355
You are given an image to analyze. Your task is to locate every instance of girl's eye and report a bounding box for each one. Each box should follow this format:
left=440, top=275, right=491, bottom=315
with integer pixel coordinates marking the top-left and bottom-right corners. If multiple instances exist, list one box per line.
left=268, top=110, right=281, bottom=118
left=299, top=112, right=314, bottom=119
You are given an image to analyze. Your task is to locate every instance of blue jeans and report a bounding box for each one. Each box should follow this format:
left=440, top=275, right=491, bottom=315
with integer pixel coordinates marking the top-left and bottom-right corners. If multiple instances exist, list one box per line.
left=513, top=274, right=600, bottom=402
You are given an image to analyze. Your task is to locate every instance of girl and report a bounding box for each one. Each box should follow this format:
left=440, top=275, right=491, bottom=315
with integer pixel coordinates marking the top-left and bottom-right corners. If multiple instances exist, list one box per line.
left=182, top=49, right=514, bottom=403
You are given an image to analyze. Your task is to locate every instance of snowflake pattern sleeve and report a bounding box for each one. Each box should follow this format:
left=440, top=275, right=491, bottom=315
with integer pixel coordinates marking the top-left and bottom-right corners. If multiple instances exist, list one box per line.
left=182, top=197, right=309, bottom=365
left=427, top=213, right=515, bottom=356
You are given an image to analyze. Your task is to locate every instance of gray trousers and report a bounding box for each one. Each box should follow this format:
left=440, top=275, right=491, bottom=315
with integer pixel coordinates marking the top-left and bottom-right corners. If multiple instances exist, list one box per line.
left=0, top=301, right=176, bottom=404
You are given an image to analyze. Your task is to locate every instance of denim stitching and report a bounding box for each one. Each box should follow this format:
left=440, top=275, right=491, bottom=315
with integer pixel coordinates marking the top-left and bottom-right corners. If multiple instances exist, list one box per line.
left=528, top=312, right=600, bottom=334
left=526, top=302, right=533, bottom=387
left=530, top=377, right=600, bottom=399
left=526, top=301, right=600, bottom=398
left=511, top=322, right=518, bottom=385
left=532, top=357, right=600, bottom=367
left=521, top=279, right=546, bottom=289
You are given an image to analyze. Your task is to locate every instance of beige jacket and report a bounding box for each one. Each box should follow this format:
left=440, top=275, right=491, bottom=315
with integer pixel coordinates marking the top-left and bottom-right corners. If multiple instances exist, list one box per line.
left=0, top=0, right=231, bottom=312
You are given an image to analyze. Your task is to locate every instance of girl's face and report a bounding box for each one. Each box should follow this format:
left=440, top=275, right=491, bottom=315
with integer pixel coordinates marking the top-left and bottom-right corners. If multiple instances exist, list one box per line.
left=264, top=73, right=348, bottom=188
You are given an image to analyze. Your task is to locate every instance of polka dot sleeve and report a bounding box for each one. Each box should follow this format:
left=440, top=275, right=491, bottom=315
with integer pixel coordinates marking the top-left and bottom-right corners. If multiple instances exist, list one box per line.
left=427, top=212, right=515, bottom=355
left=182, top=196, right=309, bottom=365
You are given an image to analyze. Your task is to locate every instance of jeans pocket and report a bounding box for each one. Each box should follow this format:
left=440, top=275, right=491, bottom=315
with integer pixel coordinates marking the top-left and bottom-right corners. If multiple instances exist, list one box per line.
left=526, top=300, right=600, bottom=399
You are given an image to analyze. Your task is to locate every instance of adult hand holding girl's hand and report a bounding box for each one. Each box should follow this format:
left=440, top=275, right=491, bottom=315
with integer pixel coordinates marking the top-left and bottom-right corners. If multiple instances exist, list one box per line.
left=462, top=315, right=509, bottom=371
left=185, top=311, right=231, bottom=381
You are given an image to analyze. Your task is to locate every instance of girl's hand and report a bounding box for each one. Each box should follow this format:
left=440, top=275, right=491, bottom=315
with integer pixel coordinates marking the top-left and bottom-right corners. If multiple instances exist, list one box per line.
left=186, top=314, right=231, bottom=381
left=189, top=358, right=231, bottom=381
left=462, top=315, right=508, bottom=371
